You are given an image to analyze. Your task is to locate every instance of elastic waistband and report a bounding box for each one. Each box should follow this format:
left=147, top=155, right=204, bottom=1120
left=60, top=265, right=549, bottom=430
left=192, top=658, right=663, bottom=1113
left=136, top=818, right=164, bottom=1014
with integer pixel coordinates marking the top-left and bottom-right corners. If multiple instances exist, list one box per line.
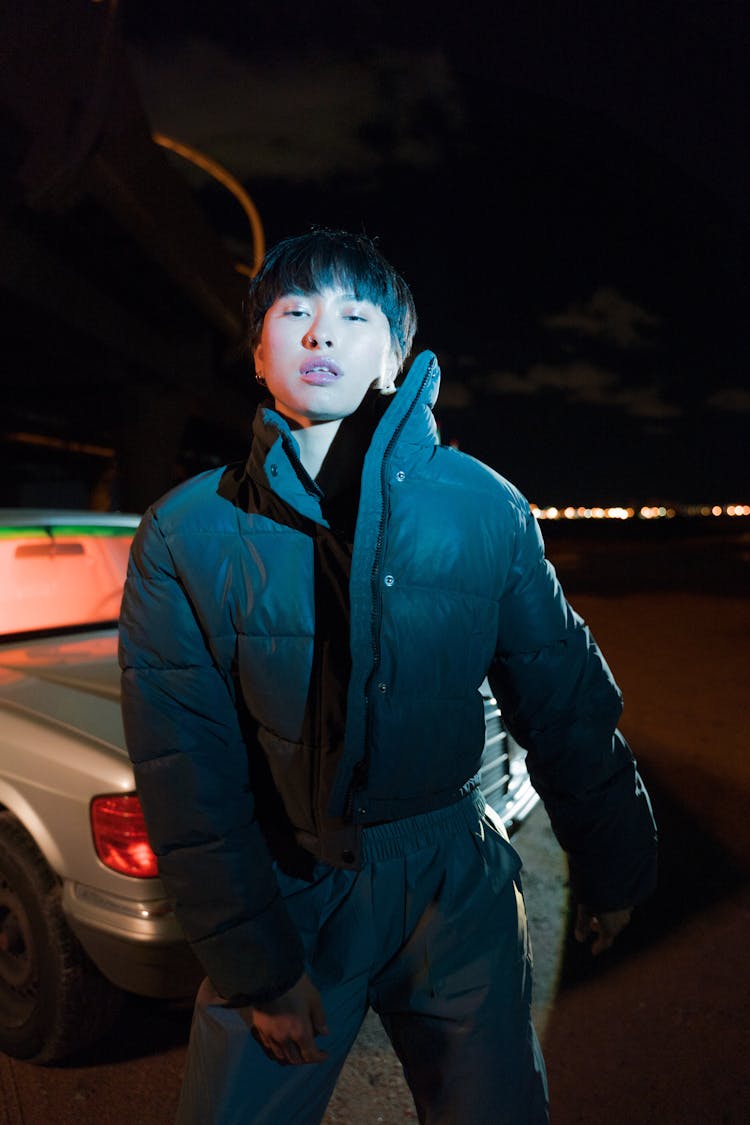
left=360, top=788, right=487, bottom=864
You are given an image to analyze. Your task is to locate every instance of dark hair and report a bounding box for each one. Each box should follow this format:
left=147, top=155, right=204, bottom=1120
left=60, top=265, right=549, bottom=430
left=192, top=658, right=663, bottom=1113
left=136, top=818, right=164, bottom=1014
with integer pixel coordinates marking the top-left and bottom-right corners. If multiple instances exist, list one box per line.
left=245, top=229, right=417, bottom=368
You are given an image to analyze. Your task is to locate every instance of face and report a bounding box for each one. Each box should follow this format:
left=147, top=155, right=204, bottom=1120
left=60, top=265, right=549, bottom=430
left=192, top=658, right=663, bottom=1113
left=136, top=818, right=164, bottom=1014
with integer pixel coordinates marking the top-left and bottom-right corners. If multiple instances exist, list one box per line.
left=253, top=286, right=399, bottom=428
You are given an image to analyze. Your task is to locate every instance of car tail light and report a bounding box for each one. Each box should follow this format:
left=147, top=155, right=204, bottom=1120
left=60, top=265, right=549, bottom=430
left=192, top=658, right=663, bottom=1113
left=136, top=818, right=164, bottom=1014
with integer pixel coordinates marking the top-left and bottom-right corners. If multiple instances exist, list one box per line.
left=90, top=794, right=159, bottom=878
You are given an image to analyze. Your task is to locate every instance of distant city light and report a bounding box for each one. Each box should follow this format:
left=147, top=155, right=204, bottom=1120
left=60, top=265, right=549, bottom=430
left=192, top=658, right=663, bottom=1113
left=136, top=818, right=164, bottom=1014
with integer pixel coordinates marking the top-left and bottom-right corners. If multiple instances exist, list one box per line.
left=530, top=503, right=749, bottom=520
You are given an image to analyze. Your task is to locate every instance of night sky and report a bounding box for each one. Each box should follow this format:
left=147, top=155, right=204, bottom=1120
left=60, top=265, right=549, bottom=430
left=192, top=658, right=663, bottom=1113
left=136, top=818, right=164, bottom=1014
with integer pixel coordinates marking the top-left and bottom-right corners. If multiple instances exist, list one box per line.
left=122, top=1, right=747, bottom=505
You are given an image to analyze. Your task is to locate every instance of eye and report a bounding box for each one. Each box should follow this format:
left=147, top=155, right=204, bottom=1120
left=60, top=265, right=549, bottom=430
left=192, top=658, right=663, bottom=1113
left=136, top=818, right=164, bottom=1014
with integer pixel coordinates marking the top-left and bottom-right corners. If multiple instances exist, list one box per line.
left=282, top=308, right=309, bottom=318
left=342, top=311, right=367, bottom=322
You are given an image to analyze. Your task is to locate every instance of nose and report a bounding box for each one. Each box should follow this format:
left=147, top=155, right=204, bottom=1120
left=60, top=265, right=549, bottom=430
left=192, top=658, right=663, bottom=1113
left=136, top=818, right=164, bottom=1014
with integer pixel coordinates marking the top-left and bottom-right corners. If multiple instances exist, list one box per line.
left=303, top=330, right=334, bottom=349
left=303, top=317, right=334, bottom=349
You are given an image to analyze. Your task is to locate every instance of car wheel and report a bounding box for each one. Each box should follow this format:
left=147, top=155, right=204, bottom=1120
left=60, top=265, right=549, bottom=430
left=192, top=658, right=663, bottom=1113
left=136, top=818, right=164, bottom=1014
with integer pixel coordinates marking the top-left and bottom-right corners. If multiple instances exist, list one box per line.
left=0, top=811, right=124, bottom=1063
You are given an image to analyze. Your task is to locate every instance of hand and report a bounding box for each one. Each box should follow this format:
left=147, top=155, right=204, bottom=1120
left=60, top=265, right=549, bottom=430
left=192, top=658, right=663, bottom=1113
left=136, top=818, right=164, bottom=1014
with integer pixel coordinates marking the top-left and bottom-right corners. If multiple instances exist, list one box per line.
left=242, top=973, right=329, bottom=1066
left=575, top=904, right=633, bottom=956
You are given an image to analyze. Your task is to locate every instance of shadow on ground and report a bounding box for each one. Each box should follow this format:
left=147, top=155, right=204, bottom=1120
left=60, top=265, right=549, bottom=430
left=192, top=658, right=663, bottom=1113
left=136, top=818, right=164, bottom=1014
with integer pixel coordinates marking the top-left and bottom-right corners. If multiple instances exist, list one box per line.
left=57, top=993, right=194, bottom=1069
left=556, top=764, right=748, bottom=989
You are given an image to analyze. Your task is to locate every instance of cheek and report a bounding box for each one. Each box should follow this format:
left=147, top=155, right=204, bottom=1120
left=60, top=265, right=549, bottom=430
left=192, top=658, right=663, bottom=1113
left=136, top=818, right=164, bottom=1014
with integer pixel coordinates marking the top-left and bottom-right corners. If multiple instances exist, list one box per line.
left=362, top=327, right=396, bottom=367
left=257, top=316, right=292, bottom=361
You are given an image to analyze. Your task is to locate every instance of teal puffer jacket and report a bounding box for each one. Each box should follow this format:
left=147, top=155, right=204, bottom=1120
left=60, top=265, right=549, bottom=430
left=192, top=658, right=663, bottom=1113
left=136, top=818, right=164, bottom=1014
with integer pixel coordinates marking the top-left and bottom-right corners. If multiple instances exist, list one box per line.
left=119, top=350, right=657, bottom=1002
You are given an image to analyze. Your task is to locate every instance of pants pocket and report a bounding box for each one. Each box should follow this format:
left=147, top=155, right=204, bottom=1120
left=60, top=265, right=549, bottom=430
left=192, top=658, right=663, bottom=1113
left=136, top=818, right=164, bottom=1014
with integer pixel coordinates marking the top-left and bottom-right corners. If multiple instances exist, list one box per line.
left=471, top=804, right=523, bottom=892
left=419, top=821, right=524, bottom=1003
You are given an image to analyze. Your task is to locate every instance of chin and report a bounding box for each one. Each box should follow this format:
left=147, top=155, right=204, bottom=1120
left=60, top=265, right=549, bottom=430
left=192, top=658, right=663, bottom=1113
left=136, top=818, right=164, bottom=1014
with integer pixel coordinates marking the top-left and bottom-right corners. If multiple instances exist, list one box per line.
left=294, top=410, right=345, bottom=425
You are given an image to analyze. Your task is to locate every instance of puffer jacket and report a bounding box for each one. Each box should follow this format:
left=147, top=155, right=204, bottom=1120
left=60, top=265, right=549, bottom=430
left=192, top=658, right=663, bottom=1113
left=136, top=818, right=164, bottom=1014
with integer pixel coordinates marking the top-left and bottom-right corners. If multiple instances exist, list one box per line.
left=119, top=350, right=657, bottom=1002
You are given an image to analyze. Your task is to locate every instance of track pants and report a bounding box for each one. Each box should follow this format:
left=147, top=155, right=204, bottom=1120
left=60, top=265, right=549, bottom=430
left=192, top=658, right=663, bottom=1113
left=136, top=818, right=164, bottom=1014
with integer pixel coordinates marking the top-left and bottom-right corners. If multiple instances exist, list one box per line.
left=176, top=790, right=549, bottom=1124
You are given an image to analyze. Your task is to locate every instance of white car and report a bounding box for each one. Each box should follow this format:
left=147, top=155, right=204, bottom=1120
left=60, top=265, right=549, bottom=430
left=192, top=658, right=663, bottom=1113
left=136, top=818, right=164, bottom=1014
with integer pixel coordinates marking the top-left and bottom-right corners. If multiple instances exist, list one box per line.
left=0, top=510, right=535, bottom=1062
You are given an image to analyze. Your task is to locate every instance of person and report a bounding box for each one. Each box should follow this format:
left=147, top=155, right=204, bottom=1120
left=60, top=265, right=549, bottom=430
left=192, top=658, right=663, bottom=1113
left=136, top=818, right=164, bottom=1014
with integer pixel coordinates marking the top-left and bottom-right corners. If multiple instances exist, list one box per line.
left=119, top=229, right=657, bottom=1125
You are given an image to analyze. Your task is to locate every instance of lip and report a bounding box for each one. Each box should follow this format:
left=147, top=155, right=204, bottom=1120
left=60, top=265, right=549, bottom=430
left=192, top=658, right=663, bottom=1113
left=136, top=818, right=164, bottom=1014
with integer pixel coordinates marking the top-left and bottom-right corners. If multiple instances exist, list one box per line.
left=300, top=358, right=343, bottom=385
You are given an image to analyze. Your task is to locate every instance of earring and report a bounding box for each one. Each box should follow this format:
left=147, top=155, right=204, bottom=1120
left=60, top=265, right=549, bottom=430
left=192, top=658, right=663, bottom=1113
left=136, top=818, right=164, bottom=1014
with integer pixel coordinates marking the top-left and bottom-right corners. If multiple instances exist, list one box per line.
left=255, top=372, right=266, bottom=386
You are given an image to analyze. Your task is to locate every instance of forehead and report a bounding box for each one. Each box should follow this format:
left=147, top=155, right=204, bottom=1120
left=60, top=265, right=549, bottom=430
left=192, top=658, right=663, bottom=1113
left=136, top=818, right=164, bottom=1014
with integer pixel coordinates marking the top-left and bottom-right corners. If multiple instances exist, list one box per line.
left=274, top=286, right=380, bottom=305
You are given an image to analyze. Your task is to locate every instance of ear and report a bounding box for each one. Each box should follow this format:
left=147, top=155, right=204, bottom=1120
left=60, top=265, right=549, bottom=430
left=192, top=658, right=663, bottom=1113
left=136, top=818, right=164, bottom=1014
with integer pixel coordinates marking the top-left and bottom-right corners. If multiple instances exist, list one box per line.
left=375, top=346, right=400, bottom=391
left=371, top=370, right=398, bottom=395
left=253, top=341, right=264, bottom=377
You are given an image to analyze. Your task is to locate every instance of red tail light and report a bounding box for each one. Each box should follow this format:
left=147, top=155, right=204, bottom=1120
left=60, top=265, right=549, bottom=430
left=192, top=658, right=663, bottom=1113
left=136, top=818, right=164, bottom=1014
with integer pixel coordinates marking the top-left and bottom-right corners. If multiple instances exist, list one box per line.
left=90, top=794, right=159, bottom=878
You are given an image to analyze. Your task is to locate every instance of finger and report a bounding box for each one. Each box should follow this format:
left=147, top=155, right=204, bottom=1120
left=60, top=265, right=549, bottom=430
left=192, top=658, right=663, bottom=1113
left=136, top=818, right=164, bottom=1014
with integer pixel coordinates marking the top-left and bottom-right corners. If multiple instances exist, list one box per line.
left=283, top=1039, right=304, bottom=1066
left=300, top=1045, right=329, bottom=1064
left=591, top=915, right=631, bottom=955
left=266, top=1040, right=290, bottom=1065
left=265, top=1042, right=290, bottom=1065
left=296, top=1034, right=329, bottom=1064
left=265, top=1033, right=327, bottom=1066
left=590, top=928, right=614, bottom=956
left=596, top=909, right=632, bottom=952
left=250, top=1026, right=288, bottom=1065
left=576, top=912, right=612, bottom=953
left=259, top=1024, right=328, bottom=1066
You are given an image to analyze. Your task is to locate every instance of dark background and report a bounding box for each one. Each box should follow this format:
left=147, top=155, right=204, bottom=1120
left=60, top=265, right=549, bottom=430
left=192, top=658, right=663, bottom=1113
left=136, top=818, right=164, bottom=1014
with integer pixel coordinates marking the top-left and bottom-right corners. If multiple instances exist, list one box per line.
left=2, top=1, right=747, bottom=509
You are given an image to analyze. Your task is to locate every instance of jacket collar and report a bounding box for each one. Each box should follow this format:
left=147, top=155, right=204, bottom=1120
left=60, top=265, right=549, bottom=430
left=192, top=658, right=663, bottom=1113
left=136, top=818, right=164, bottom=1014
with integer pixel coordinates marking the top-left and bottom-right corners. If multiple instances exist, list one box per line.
left=365, top=349, right=440, bottom=469
left=245, top=350, right=441, bottom=519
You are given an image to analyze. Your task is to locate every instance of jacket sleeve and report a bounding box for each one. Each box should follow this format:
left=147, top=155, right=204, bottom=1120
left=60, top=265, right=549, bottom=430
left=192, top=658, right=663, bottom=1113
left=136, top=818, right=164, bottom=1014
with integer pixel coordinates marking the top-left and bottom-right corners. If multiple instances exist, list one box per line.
left=489, top=499, right=657, bottom=912
left=118, top=507, right=305, bottom=1002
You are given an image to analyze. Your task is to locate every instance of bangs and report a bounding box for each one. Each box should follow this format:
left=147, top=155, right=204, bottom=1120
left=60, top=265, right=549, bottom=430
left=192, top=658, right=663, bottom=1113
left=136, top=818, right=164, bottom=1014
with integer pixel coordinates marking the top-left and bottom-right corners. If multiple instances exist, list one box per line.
left=245, top=229, right=417, bottom=364
left=269, top=240, right=395, bottom=313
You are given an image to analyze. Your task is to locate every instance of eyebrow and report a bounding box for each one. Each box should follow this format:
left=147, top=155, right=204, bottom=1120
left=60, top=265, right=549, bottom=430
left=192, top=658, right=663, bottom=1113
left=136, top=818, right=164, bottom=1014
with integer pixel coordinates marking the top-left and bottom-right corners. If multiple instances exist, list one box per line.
left=281, top=292, right=359, bottom=301
left=280, top=290, right=368, bottom=304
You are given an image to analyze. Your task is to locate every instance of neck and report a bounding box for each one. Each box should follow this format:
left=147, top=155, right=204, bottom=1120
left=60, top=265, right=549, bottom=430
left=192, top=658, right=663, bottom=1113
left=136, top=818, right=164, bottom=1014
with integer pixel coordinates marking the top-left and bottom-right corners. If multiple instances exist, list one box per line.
left=292, top=419, right=343, bottom=481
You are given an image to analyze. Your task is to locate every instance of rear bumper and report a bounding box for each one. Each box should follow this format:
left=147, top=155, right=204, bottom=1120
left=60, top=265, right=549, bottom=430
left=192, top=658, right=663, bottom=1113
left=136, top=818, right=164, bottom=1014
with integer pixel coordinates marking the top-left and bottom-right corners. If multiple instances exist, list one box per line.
left=62, top=879, right=202, bottom=998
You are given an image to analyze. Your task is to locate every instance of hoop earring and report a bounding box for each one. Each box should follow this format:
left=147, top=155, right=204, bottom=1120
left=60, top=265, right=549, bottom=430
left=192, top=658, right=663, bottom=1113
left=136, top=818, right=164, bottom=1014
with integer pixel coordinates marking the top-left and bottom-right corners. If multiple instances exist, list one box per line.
left=255, top=372, right=266, bottom=386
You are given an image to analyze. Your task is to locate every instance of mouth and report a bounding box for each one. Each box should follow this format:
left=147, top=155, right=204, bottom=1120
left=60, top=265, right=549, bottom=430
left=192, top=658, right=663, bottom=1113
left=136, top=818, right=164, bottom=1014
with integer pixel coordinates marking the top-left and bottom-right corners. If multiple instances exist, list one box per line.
left=300, top=358, right=343, bottom=385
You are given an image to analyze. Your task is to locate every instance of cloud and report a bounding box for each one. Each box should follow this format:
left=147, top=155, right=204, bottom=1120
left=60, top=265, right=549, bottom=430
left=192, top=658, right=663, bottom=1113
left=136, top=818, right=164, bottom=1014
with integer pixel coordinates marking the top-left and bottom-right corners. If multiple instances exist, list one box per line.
left=707, top=387, right=750, bottom=413
left=483, top=371, right=537, bottom=396
left=526, top=362, right=619, bottom=398
left=616, top=386, right=682, bottom=419
left=543, top=286, right=659, bottom=348
left=128, top=38, right=462, bottom=181
left=482, top=361, right=681, bottom=418
left=435, top=381, right=473, bottom=409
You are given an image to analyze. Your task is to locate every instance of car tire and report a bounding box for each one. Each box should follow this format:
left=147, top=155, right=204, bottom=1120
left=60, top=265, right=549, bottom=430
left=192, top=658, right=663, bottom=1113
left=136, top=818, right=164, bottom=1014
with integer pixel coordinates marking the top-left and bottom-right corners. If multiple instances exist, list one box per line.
left=0, top=811, right=124, bottom=1063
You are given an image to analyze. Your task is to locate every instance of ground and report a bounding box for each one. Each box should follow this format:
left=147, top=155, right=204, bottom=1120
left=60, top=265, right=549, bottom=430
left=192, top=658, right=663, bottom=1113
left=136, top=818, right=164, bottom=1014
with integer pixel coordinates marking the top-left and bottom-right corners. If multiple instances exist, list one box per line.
left=1, top=531, right=748, bottom=1123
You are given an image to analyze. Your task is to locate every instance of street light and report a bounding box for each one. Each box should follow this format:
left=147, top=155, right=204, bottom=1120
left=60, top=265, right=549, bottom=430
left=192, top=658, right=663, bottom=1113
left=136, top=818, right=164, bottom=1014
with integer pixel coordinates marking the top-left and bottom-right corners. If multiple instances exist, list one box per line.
left=152, top=132, right=265, bottom=277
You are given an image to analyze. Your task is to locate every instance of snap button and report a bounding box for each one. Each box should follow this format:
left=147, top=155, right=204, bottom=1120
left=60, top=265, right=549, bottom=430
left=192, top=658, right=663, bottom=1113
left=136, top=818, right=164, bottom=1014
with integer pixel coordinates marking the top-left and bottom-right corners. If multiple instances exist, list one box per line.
left=378, top=682, right=387, bottom=693
left=269, top=464, right=279, bottom=477
left=395, top=470, right=406, bottom=482
left=384, top=574, right=395, bottom=587
left=341, top=849, right=355, bottom=864
left=357, top=807, right=367, bottom=816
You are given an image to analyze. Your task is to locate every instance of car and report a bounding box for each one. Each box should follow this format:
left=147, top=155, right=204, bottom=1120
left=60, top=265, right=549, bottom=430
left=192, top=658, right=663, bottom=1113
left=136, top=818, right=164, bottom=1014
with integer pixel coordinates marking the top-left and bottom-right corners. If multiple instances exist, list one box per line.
left=0, top=509, right=536, bottom=1063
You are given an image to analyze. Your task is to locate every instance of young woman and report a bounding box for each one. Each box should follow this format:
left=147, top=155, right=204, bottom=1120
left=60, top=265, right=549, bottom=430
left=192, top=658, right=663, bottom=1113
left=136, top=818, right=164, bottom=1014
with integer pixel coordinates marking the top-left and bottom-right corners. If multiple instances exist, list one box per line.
left=120, top=229, right=656, bottom=1124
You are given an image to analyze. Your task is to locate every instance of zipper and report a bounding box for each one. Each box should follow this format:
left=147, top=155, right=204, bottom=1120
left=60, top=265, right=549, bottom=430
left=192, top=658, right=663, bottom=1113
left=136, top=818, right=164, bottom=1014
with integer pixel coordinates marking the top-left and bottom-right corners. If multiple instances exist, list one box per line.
left=370, top=356, right=436, bottom=666
left=347, top=356, right=438, bottom=815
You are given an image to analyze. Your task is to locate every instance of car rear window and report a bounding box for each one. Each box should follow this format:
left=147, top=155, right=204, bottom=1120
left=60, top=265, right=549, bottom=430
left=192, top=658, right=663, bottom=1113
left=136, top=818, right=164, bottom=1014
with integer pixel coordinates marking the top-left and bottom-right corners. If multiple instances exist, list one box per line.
left=0, top=523, right=136, bottom=636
